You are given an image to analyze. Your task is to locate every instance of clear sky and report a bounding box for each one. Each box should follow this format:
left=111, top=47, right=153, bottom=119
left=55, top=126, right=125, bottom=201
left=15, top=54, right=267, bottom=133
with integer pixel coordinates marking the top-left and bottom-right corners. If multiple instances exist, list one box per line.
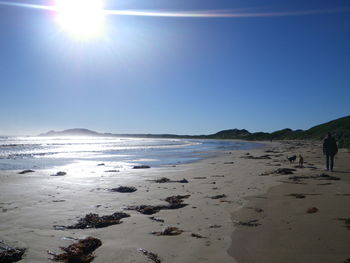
left=0, top=0, right=349, bottom=136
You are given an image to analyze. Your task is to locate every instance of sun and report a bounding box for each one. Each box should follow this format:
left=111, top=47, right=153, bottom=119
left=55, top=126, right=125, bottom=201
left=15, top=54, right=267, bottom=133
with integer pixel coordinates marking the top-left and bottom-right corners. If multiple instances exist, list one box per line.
left=54, top=0, right=105, bottom=39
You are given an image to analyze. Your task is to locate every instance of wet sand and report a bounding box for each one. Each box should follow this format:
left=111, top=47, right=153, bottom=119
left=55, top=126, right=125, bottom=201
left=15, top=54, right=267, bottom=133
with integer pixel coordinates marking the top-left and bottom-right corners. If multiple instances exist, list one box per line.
left=0, top=140, right=349, bottom=262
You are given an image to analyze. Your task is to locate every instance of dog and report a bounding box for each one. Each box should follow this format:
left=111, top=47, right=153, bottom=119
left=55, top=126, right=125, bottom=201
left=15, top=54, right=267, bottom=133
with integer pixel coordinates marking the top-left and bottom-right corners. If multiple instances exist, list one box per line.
left=298, top=154, right=304, bottom=167
left=287, top=155, right=297, bottom=163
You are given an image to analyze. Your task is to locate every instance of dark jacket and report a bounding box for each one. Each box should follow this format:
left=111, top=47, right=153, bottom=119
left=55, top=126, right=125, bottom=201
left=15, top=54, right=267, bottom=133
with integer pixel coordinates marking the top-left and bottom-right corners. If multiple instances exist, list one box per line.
left=323, top=136, right=338, bottom=155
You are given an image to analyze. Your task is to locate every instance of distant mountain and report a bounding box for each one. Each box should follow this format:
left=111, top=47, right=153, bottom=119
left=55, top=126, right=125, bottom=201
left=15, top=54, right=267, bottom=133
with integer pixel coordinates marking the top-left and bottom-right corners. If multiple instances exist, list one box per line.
left=38, top=115, right=350, bottom=148
left=39, top=128, right=101, bottom=137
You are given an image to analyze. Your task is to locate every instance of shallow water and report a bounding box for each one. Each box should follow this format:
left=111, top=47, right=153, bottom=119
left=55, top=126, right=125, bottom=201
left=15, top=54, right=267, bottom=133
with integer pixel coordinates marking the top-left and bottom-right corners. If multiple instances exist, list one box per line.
left=0, top=136, right=263, bottom=170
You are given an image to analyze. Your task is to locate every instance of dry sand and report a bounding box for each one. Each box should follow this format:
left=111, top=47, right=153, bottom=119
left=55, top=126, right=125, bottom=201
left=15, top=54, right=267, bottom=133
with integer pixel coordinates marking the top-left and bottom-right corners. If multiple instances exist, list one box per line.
left=230, top=141, right=350, bottom=263
left=0, top=140, right=349, bottom=262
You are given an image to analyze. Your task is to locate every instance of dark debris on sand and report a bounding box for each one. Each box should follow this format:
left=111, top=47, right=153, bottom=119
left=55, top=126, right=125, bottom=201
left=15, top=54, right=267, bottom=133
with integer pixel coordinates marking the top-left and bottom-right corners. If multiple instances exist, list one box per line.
left=210, top=194, right=227, bottom=199
left=164, top=195, right=190, bottom=205
left=151, top=226, right=183, bottom=236
left=288, top=193, right=306, bottom=199
left=150, top=177, right=188, bottom=183
left=18, top=169, right=34, bottom=174
left=153, top=177, right=170, bottom=183
left=306, top=207, right=318, bottom=214
left=149, top=217, right=164, bottom=223
left=241, top=155, right=272, bottom=160
left=317, top=173, right=340, bottom=181
left=289, top=173, right=340, bottom=182
left=133, top=165, right=151, bottom=169
left=126, top=195, right=190, bottom=215
left=138, top=248, right=161, bottom=263
left=191, top=233, right=206, bottom=238
left=274, top=168, right=296, bottom=175
left=0, top=241, right=26, bottom=263
left=51, top=171, right=66, bottom=176
left=65, top=212, right=130, bottom=229
left=337, top=218, right=350, bottom=230
left=126, top=205, right=163, bottom=215
left=49, top=236, right=101, bottom=263
left=109, top=186, right=137, bottom=193
left=233, top=219, right=261, bottom=227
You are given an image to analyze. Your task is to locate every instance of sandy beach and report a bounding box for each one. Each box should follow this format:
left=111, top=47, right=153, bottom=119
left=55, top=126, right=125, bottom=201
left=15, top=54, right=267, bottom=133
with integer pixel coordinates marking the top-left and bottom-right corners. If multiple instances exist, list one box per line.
left=1, top=140, right=349, bottom=263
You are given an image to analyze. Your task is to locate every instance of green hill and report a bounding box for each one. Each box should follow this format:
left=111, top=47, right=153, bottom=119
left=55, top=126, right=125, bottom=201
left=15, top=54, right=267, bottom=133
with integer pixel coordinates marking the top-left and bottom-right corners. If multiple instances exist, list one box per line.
left=209, top=116, right=350, bottom=148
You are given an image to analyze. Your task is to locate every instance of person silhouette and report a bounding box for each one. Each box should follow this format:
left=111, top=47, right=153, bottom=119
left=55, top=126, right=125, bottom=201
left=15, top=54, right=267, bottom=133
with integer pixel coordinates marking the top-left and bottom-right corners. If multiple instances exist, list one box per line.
left=322, top=132, right=338, bottom=171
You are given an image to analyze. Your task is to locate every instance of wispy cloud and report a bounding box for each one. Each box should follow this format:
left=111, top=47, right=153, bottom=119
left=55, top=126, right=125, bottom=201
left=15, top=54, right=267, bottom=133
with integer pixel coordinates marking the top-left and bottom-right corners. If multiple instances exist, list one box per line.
left=0, top=1, right=348, bottom=18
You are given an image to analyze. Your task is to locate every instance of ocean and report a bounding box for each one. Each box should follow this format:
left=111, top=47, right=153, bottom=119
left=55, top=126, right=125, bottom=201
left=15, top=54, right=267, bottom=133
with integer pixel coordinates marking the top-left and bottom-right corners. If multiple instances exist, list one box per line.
left=0, top=136, right=263, bottom=171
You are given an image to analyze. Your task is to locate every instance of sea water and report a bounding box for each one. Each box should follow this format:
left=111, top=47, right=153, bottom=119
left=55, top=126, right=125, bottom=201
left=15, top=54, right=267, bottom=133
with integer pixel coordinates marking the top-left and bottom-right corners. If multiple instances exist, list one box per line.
left=0, top=136, right=263, bottom=171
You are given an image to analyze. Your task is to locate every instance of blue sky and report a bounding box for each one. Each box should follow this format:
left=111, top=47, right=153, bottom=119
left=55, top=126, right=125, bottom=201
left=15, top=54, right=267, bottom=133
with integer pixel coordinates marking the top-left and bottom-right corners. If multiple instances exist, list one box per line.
left=0, top=0, right=349, bottom=135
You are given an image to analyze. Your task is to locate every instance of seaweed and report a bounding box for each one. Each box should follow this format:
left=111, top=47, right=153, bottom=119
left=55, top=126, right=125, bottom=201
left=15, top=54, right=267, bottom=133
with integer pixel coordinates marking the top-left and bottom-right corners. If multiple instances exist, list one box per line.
left=0, top=241, right=25, bottom=263
left=18, top=170, right=34, bottom=174
left=241, top=155, right=272, bottom=160
left=66, top=212, right=130, bottom=229
left=133, top=165, right=151, bottom=169
left=49, top=237, right=101, bottom=263
left=337, top=218, right=350, bottom=230
left=149, top=217, right=164, bottom=223
left=210, top=194, right=227, bottom=199
left=149, top=177, right=188, bottom=183
left=153, top=177, right=170, bottom=183
left=306, top=207, right=318, bottom=214
left=109, top=186, right=137, bottom=193
left=126, top=195, right=190, bottom=215
left=138, top=249, right=161, bottom=263
left=288, top=193, right=306, bottom=199
left=152, top=226, right=183, bottom=236
left=51, top=172, right=66, bottom=176
left=274, top=168, right=296, bottom=175
left=233, top=219, right=261, bottom=227
left=164, top=195, right=190, bottom=205
left=191, top=233, right=205, bottom=238
left=317, top=173, right=340, bottom=181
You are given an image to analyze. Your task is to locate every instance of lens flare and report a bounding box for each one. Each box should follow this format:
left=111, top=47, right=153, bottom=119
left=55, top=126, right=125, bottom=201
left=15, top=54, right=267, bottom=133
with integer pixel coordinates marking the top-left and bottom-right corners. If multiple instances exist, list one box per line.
left=54, top=0, right=105, bottom=40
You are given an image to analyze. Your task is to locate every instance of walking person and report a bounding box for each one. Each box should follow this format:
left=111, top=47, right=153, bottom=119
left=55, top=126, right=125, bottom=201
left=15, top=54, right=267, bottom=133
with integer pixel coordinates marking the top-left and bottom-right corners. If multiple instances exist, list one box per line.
left=323, top=132, right=338, bottom=171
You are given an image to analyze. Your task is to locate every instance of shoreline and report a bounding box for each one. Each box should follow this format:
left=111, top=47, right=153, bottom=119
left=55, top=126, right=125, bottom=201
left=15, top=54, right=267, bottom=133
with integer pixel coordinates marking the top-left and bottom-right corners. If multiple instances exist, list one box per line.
left=1, top=140, right=349, bottom=262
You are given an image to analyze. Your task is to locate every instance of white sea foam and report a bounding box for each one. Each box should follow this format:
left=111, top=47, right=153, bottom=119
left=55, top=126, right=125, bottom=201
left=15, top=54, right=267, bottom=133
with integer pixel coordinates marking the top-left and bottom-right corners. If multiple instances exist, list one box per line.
left=0, top=136, right=262, bottom=170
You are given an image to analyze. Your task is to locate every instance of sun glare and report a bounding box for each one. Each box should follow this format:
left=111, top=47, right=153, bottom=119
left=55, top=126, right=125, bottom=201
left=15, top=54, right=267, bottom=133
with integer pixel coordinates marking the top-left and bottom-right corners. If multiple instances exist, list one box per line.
left=54, top=0, right=105, bottom=39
